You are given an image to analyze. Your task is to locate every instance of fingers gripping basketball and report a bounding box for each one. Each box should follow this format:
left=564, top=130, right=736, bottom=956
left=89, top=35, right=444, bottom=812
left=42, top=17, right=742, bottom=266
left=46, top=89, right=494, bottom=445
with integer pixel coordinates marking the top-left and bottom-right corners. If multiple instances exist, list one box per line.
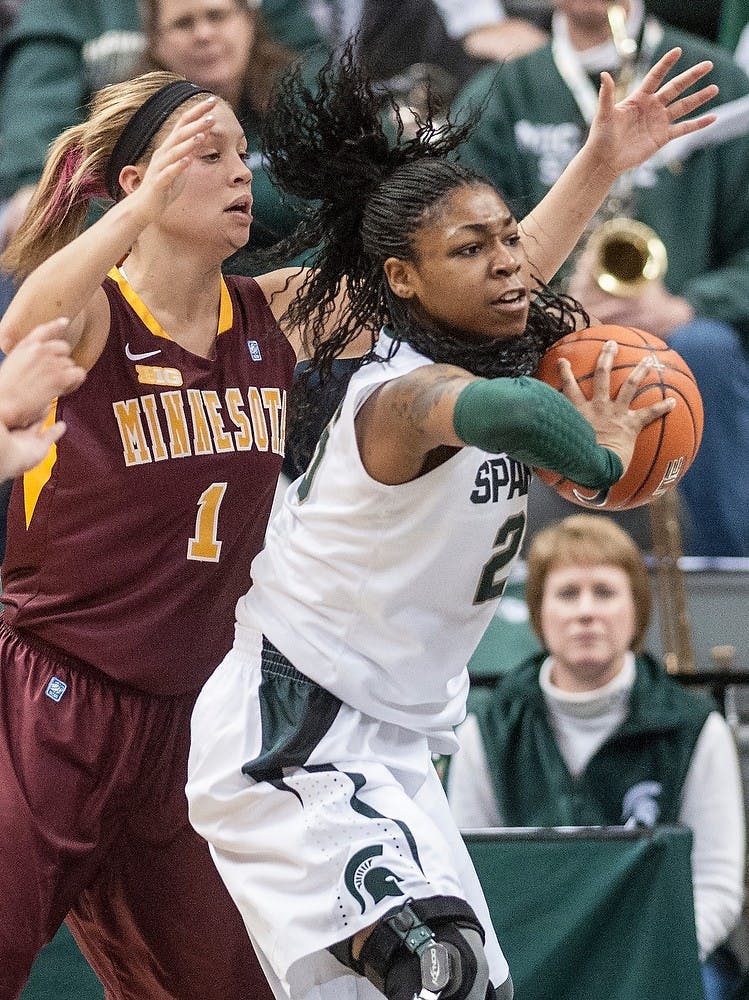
left=535, top=325, right=703, bottom=510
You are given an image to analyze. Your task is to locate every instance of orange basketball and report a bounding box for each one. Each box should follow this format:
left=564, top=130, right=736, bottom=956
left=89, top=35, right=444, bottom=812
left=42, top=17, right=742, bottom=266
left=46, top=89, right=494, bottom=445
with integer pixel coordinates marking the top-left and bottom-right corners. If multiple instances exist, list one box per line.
left=534, top=325, right=703, bottom=510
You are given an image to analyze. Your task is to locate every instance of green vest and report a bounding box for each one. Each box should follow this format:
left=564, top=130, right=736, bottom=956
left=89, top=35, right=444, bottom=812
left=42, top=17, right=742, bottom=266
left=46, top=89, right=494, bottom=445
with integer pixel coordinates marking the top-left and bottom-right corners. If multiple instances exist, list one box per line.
left=474, top=653, right=714, bottom=827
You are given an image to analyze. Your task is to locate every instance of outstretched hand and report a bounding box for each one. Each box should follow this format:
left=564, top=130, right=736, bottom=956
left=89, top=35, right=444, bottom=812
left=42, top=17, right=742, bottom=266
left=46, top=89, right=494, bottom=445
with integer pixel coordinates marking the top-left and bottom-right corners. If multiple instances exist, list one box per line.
left=0, top=418, right=68, bottom=482
left=558, top=340, right=675, bottom=476
left=0, top=318, right=85, bottom=428
left=0, top=317, right=86, bottom=481
left=587, top=47, right=718, bottom=178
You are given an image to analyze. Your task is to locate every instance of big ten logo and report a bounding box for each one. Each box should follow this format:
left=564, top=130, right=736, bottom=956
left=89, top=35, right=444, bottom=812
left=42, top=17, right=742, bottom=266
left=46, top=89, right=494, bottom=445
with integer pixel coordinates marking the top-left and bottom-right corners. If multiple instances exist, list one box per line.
left=471, top=457, right=530, bottom=504
left=135, top=365, right=184, bottom=387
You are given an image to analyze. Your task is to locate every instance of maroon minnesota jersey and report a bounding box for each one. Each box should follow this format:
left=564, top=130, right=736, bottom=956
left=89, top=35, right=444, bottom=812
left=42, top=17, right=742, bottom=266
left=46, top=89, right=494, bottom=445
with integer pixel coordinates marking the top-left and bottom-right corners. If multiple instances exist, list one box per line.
left=2, top=269, right=296, bottom=694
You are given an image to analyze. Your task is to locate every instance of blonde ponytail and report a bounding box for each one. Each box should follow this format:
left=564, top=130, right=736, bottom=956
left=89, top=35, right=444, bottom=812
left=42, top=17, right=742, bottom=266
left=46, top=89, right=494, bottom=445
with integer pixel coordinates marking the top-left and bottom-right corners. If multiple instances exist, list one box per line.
left=1, top=71, right=189, bottom=278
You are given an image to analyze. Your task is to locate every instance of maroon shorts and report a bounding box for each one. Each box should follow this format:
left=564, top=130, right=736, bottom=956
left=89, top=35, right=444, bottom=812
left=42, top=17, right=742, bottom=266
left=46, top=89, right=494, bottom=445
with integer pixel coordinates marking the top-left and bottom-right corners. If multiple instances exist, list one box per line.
left=0, top=620, right=273, bottom=1000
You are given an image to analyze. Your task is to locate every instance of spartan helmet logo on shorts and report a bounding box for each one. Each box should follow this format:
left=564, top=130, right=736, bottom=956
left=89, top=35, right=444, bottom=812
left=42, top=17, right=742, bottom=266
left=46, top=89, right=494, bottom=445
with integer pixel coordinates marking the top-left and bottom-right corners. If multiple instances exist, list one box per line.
left=344, top=845, right=405, bottom=913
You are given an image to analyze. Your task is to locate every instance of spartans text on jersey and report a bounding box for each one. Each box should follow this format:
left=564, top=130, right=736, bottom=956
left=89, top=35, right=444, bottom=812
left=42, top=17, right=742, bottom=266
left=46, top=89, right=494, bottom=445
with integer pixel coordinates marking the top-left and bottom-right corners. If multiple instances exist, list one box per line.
left=470, top=457, right=530, bottom=504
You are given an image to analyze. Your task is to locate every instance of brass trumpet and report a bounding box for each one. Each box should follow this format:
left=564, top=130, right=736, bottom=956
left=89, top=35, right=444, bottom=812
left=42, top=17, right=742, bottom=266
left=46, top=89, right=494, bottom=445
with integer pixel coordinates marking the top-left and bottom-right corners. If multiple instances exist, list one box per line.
left=584, top=6, right=668, bottom=297
left=587, top=217, right=668, bottom=296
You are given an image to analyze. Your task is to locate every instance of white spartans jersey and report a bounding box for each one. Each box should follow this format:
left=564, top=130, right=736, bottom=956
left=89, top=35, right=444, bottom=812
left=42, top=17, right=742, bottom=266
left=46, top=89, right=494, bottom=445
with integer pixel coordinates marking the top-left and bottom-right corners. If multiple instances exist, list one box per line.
left=237, top=333, right=530, bottom=752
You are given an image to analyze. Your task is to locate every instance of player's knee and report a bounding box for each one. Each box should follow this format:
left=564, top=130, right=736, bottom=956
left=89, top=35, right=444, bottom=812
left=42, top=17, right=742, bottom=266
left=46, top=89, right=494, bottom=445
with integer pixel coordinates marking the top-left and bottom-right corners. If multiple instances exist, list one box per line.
left=328, top=896, right=493, bottom=1000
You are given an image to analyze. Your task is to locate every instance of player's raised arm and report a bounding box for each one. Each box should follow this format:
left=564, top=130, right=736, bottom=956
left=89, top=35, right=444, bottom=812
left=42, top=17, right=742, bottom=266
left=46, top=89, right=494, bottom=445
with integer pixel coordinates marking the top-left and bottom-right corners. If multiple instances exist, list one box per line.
left=520, top=48, right=718, bottom=283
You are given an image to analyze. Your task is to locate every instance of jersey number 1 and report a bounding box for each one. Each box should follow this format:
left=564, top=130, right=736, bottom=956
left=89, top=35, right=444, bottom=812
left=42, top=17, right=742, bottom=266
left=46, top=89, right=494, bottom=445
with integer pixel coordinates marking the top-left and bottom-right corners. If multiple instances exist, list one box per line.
left=188, top=482, right=227, bottom=562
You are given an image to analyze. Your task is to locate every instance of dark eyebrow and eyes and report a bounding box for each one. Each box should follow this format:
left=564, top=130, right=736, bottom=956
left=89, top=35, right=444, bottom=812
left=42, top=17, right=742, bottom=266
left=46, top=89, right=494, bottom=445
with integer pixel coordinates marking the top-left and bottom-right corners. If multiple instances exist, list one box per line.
left=450, top=214, right=516, bottom=237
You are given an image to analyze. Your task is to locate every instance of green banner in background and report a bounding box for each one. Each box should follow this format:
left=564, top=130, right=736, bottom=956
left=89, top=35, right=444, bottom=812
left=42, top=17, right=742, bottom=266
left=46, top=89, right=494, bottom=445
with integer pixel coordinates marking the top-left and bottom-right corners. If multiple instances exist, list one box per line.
left=466, top=825, right=705, bottom=1000
left=23, top=826, right=703, bottom=1000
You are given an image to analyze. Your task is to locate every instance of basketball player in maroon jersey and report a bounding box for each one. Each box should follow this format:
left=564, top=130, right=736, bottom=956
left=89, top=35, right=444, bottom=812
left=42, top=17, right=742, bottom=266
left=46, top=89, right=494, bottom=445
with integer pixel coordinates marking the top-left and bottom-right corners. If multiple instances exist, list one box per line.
left=0, top=73, right=300, bottom=1000
left=0, top=48, right=717, bottom=1000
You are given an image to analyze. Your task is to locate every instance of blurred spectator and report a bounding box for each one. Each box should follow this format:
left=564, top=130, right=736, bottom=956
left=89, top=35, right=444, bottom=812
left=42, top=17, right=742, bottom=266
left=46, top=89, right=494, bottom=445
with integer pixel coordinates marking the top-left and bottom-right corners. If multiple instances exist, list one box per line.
left=0, top=0, right=327, bottom=286
left=454, top=0, right=749, bottom=557
left=341, top=0, right=548, bottom=84
left=447, top=514, right=746, bottom=1000
left=138, top=0, right=321, bottom=268
left=0, top=0, right=24, bottom=36
left=278, top=0, right=549, bottom=112
left=0, top=0, right=142, bottom=250
left=0, top=0, right=142, bottom=313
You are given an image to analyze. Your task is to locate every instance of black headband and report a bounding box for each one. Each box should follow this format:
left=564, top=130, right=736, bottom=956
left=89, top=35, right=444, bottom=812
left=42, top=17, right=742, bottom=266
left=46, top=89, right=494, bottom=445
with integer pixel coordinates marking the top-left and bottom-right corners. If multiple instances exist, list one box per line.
left=105, top=80, right=212, bottom=198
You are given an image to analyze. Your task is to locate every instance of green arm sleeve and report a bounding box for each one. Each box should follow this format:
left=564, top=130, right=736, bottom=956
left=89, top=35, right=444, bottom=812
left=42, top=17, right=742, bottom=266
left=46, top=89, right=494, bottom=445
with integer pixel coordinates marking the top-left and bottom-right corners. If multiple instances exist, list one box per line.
left=452, top=376, right=623, bottom=489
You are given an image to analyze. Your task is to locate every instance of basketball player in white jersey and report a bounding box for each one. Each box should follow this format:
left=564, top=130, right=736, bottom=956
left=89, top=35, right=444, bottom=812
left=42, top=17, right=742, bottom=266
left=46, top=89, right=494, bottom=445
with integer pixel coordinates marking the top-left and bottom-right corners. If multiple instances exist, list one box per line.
left=187, top=42, right=718, bottom=1000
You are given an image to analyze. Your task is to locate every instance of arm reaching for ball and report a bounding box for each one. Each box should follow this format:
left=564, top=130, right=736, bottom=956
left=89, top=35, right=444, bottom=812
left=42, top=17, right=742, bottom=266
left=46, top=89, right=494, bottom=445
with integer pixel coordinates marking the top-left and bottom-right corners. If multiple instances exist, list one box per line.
left=352, top=341, right=671, bottom=487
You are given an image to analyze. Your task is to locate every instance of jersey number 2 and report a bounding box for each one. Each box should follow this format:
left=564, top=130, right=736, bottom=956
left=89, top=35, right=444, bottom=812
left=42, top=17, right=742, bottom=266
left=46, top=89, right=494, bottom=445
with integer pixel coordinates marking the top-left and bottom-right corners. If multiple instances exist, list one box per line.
left=188, top=482, right=227, bottom=562
left=474, top=511, right=526, bottom=604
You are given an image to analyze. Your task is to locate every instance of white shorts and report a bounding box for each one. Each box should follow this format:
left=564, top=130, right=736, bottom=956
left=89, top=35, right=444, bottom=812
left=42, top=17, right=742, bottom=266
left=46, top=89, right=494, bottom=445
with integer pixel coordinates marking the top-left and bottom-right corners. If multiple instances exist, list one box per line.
left=187, top=625, right=509, bottom=999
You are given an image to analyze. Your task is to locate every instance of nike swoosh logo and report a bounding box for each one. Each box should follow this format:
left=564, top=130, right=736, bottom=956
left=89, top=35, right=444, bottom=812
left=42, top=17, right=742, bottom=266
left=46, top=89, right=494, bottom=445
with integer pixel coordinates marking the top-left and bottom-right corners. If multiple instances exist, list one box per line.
left=125, top=343, right=162, bottom=361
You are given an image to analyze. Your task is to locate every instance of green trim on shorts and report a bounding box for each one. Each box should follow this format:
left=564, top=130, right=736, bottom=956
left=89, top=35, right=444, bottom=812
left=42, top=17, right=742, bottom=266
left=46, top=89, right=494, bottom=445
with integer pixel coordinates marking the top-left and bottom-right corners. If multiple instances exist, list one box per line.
left=241, top=637, right=342, bottom=782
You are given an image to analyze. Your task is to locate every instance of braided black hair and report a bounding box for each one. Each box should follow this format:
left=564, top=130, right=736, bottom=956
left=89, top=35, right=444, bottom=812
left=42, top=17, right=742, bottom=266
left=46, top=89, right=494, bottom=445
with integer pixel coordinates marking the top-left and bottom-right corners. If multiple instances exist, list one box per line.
left=261, top=41, right=588, bottom=434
